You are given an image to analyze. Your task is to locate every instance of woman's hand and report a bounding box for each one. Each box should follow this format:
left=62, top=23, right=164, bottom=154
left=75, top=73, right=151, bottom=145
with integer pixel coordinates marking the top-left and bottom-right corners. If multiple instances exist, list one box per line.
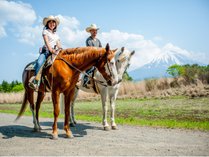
left=51, top=49, right=56, bottom=54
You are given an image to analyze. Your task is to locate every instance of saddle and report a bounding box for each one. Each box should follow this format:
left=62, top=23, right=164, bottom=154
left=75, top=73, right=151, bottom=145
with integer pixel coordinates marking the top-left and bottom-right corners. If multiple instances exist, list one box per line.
left=76, top=68, right=100, bottom=94
left=26, top=54, right=58, bottom=92
left=25, top=55, right=56, bottom=71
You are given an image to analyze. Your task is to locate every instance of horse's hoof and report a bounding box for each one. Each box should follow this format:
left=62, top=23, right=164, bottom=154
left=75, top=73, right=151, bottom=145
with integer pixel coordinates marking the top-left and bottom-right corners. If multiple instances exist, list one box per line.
left=104, top=126, right=110, bottom=131
left=65, top=133, right=74, bottom=139
left=51, top=134, right=58, bottom=140
left=112, top=126, right=118, bottom=130
left=33, top=127, right=41, bottom=132
left=70, top=123, right=76, bottom=127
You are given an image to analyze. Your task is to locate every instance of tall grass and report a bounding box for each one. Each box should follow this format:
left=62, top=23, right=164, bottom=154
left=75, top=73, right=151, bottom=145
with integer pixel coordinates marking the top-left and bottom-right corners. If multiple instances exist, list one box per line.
left=0, top=77, right=209, bottom=104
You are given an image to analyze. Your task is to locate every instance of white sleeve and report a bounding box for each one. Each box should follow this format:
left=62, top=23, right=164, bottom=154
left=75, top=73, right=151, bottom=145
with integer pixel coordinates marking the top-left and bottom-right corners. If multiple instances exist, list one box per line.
left=42, top=29, right=48, bottom=36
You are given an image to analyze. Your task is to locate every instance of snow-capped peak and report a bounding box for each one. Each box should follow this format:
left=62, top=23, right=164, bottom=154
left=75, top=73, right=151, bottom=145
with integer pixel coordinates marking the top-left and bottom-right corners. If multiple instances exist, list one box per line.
left=149, top=43, right=193, bottom=66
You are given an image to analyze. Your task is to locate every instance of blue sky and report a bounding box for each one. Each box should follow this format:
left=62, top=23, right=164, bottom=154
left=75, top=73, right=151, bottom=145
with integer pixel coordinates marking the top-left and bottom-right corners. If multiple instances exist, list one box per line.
left=0, top=0, right=209, bottom=82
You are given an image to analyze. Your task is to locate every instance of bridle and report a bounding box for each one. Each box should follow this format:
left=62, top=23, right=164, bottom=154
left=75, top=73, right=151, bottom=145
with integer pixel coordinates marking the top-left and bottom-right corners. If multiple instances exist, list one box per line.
left=116, top=56, right=130, bottom=73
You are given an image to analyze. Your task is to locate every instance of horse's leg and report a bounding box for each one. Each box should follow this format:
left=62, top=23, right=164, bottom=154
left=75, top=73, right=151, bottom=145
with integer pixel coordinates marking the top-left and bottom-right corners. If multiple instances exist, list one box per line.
left=27, top=89, right=40, bottom=131
left=35, top=91, right=45, bottom=131
left=109, top=88, right=119, bottom=130
left=51, top=90, right=60, bottom=139
left=70, top=88, right=79, bottom=127
left=64, top=90, right=74, bottom=138
left=100, top=88, right=110, bottom=130
left=20, top=70, right=39, bottom=131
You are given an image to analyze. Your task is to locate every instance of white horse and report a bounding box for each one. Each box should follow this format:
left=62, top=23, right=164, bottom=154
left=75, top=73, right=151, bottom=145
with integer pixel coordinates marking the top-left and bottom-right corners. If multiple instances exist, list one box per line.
left=69, top=47, right=135, bottom=130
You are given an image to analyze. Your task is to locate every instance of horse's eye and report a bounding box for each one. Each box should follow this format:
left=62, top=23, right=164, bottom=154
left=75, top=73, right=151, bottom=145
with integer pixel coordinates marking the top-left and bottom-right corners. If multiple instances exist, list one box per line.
left=117, top=60, right=120, bottom=62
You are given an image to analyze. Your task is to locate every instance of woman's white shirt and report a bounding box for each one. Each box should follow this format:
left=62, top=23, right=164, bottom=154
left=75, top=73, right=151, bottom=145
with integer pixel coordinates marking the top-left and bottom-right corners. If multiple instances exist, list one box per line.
left=42, top=29, right=60, bottom=49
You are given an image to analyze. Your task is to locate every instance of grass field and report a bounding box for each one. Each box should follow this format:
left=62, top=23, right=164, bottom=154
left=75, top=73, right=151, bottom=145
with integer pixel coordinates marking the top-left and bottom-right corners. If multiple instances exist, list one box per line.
left=0, top=96, right=209, bottom=131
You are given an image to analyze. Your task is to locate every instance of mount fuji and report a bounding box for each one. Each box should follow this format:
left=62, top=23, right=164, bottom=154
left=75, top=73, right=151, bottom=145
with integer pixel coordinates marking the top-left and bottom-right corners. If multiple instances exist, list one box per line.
left=128, top=45, right=202, bottom=81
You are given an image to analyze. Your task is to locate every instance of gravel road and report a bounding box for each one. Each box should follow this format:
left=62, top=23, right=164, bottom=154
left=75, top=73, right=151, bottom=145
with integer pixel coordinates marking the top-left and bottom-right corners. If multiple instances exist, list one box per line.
left=0, top=113, right=208, bottom=156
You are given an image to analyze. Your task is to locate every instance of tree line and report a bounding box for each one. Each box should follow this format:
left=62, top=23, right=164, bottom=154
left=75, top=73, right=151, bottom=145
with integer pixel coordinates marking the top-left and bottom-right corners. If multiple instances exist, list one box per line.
left=0, top=72, right=132, bottom=93
left=1, top=64, right=208, bottom=93
left=167, top=64, right=209, bottom=84
left=0, top=80, right=24, bottom=93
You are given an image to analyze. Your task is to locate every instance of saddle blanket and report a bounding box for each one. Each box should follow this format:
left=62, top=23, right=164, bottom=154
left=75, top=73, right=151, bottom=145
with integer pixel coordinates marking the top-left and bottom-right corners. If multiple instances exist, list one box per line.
left=25, top=54, right=57, bottom=71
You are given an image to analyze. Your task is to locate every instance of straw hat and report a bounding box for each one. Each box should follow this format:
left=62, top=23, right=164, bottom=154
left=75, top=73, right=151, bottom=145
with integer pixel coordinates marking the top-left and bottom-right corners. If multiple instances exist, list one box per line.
left=86, top=24, right=99, bottom=32
left=43, top=15, right=60, bottom=26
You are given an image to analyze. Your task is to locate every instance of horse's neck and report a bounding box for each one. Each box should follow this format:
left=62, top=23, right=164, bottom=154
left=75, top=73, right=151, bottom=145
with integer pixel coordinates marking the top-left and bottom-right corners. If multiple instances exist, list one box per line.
left=61, top=47, right=106, bottom=71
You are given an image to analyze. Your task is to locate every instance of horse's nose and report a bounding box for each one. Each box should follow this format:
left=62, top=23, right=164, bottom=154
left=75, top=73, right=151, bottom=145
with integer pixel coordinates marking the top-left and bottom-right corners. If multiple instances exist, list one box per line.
left=116, top=79, right=122, bottom=84
left=107, top=80, right=112, bottom=86
left=118, top=79, right=122, bottom=84
left=107, top=78, right=122, bottom=86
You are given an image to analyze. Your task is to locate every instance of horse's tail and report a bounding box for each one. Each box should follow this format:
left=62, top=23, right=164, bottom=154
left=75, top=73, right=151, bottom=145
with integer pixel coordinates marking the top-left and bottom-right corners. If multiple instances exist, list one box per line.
left=15, top=90, right=28, bottom=121
left=15, top=67, right=30, bottom=121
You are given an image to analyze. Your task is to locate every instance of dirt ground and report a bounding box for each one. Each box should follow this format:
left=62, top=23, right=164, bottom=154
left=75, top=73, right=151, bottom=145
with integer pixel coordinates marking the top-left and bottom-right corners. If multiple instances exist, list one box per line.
left=0, top=113, right=208, bottom=156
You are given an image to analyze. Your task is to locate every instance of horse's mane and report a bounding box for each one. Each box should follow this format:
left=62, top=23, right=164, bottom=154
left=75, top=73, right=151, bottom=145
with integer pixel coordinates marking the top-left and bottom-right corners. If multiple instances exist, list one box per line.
left=116, top=48, right=130, bottom=61
left=58, top=47, right=106, bottom=62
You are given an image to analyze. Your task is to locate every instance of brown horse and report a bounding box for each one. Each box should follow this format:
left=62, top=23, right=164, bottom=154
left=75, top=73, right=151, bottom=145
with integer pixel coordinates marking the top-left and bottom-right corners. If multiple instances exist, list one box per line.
left=16, top=44, right=118, bottom=139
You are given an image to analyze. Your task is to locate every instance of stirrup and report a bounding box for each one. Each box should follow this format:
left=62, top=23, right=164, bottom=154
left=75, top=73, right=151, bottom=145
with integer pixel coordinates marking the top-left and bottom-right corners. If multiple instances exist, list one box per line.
left=83, top=81, right=93, bottom=89
left=28, top=76, right=39, bottom=91
left=84, top=84, right=90, bottom=89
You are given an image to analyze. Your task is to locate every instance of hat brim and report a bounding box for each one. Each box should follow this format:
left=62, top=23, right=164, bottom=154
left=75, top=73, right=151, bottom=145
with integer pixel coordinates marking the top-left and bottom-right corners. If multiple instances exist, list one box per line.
left=43, top=17, right=60, bottom=26
left=86, top=27, right=99, bottom=33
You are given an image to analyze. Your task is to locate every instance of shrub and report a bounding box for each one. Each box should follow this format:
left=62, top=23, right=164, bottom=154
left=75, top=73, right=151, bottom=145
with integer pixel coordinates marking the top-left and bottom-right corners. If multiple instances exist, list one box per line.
left=0, top=80, right=24, bottom=93
left=145, top=79, right=157, bottom=91
left=156, top=78, right=170, bottom=90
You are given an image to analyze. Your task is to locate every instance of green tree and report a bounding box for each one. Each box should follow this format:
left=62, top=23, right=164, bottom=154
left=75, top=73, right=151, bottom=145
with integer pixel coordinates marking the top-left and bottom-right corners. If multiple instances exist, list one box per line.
left=166, top=64, right=184, bottom=77
left=167, top=64, right=209, bottom=84
left=12, top=84, right=24, bottom=92
left=1, top=80, right=11, bottom=92
left=123, top=71, right=133, bottom=81
left=0, top=80, right=24, bottom=93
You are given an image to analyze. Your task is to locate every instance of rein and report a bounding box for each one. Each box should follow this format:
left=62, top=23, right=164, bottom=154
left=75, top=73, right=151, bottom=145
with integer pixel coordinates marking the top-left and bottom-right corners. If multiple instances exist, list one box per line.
left=56, top=55, right=109, bottom=87
left=94, top=53, right=114, bottom=81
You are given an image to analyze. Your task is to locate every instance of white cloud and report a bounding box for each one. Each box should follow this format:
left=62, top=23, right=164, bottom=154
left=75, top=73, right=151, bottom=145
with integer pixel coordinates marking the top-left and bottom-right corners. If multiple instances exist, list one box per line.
left=1, top=0, right=208, bottom=71
left=99, top=30, right=162, bottom=70
left=57, top=15, right=88, bottom=47
left=0, top=1, right=36, bottom=24
left=0, top=26, right=7, bottom=38
left=0, top=0, right=37, bottom=40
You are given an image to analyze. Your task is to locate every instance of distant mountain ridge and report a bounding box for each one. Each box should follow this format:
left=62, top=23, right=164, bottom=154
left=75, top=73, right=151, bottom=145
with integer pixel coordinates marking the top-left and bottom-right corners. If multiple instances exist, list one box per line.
left=128, top=46, right=202, bottom=81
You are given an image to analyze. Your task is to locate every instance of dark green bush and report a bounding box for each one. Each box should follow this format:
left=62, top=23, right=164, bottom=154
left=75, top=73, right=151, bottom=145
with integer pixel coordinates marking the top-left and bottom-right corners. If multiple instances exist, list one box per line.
left=0, top=80, right=23, bottom=93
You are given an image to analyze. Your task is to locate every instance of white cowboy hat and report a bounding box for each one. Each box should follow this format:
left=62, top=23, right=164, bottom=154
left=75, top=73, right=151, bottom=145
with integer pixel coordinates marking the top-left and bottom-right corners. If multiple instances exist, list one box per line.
left=43, top=15, right=60, bottom=26
left=86, top=24, right=99, bottom=32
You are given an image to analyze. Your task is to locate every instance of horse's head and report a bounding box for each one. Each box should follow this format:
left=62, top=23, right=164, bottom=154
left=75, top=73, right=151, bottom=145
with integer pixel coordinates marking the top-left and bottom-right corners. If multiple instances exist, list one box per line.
left=115, top=47, right=135, bottom=82
left=95, top=43, right=118, bottom=86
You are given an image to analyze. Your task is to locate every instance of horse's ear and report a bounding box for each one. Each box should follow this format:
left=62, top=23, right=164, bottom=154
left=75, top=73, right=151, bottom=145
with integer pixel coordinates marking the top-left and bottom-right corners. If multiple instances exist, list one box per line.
left=113, top=48, right=118, bottom=54
left=121, top=47, right=125, bottom=52
left=131, top=50, right=135, bottom=56
left=105, top=43, right=110, bottom=52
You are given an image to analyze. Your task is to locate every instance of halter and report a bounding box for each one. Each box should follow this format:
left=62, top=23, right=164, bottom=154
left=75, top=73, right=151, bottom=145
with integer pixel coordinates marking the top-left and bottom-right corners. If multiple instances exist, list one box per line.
left=116, top=53, right=130, bottom=73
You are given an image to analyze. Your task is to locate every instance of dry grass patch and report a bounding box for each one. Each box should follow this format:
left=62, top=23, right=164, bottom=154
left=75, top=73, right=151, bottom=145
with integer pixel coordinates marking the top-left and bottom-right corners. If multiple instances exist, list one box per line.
left=1, top=77, right=209, bottom=104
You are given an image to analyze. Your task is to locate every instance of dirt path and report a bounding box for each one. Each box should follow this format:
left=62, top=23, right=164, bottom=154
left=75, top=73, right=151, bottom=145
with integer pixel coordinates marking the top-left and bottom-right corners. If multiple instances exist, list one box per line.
left=0, top=113, right=208, bottom=156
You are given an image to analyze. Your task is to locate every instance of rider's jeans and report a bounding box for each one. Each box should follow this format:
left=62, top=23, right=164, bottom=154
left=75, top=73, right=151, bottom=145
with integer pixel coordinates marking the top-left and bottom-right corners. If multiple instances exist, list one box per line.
left=35, top=51, right=50, bottom=75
